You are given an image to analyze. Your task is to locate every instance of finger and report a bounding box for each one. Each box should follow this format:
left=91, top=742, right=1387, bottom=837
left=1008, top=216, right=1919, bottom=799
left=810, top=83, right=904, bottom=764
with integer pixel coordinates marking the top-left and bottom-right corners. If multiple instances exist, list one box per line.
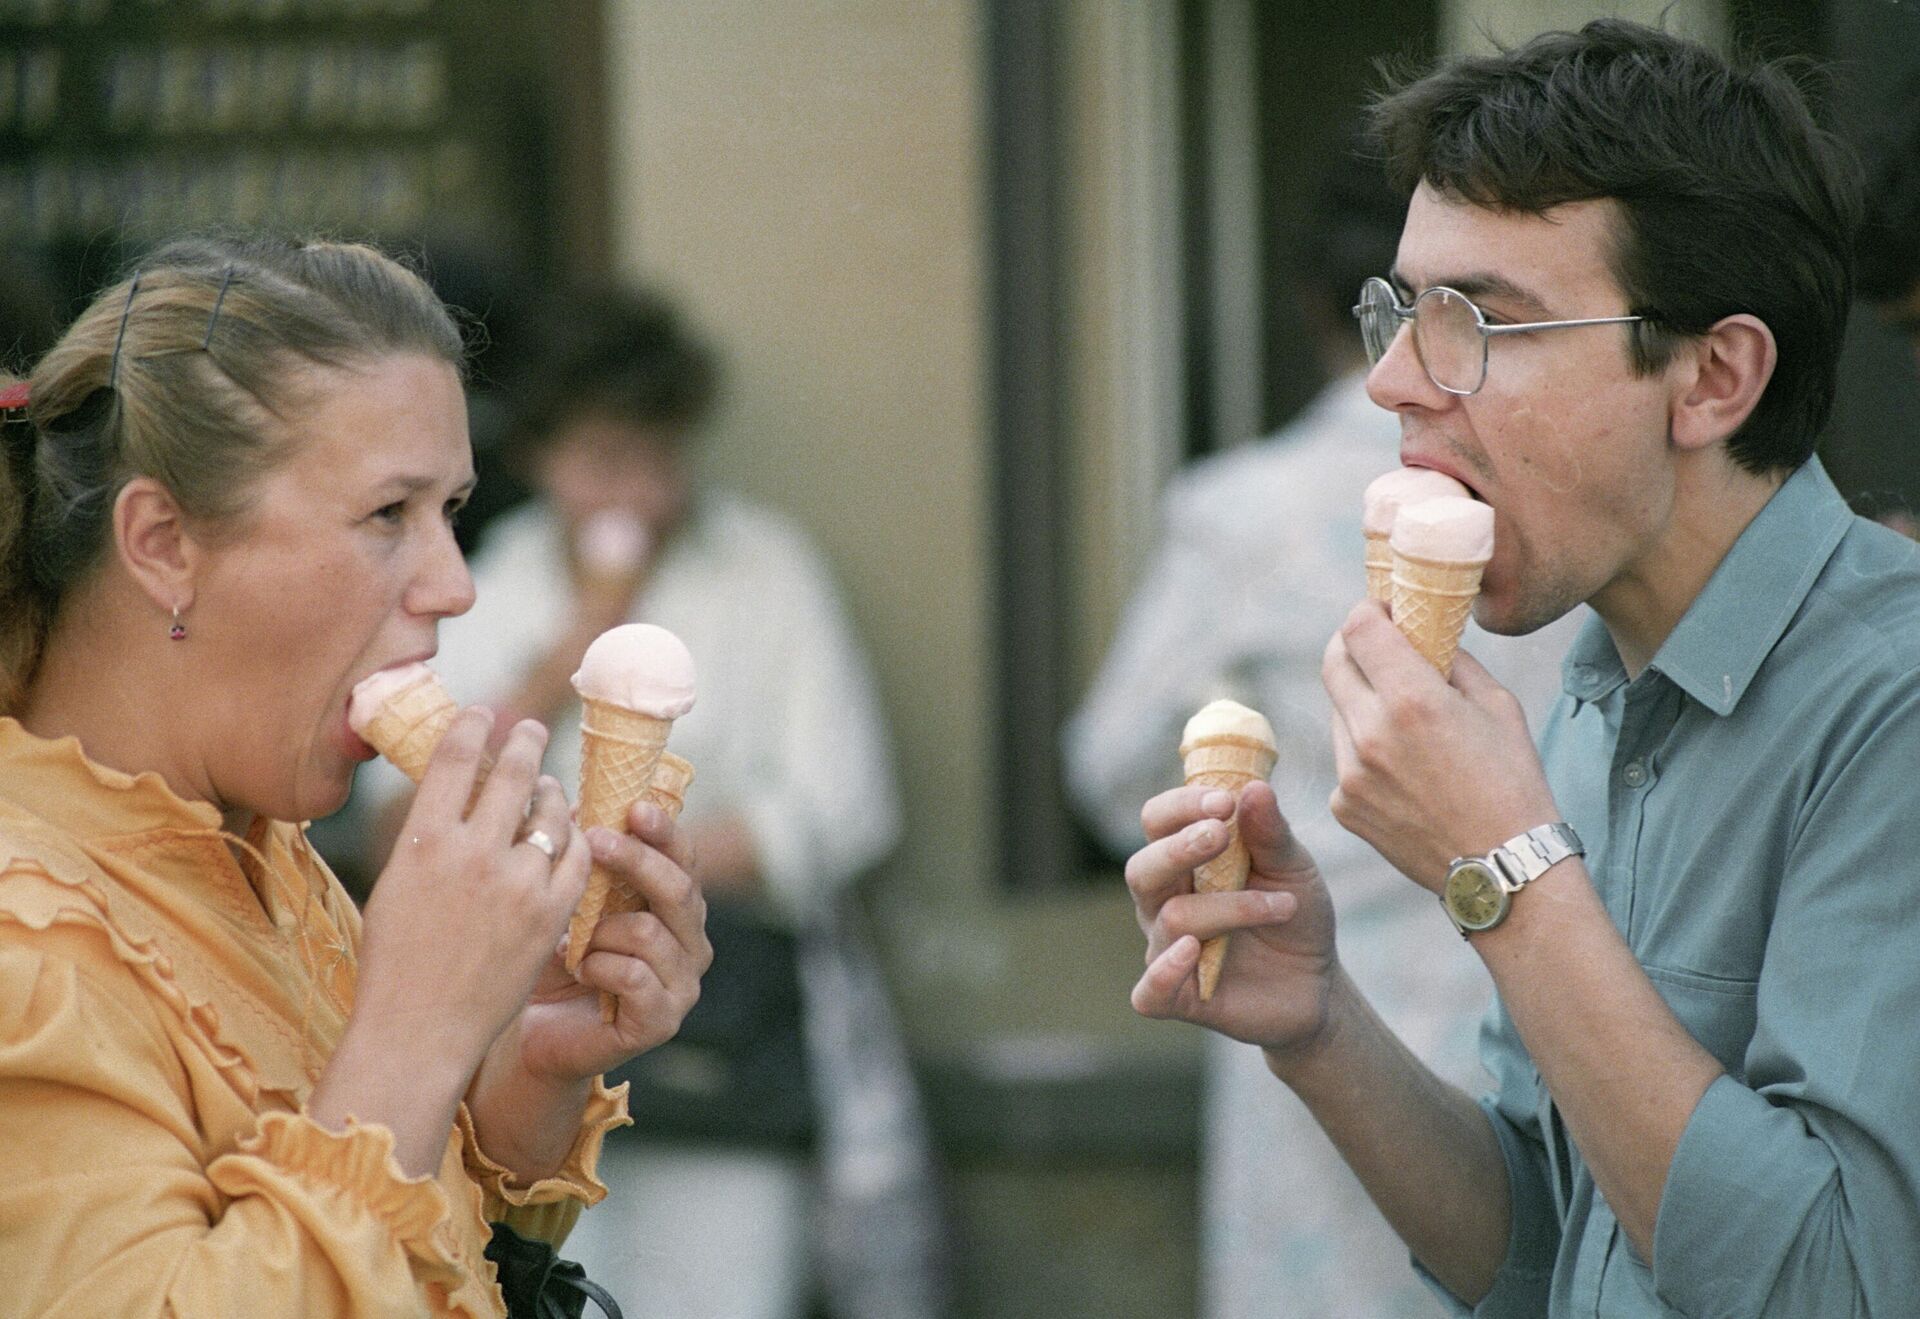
left=468, top=719, right=550, bottom=838
left=1124, top=816, right=1232, bottom=909
left=582, top=910, right=698, bottom=991
left=1139, top=783, right=1239, bottom=844
left=518, top=775, right=571, bottom=851
left=587, top=827, right=709, bottom=963
left=1158, top=886, right=1298, bottom=945
left=1448, top=647, right=1511, bottom=709
left=1234, top=781, right=1317, bottom=880
left=411, top=707, right=494, bottom=822
left=1130, top=935, right=1201, bottom=1019
left=1340, top=597, right=1440, bottom=690
left=1321, top=608, right=1383, bottom=715
left=545, top=822, right=592, bottom=903
left=626, top=800, right=694, bottom=872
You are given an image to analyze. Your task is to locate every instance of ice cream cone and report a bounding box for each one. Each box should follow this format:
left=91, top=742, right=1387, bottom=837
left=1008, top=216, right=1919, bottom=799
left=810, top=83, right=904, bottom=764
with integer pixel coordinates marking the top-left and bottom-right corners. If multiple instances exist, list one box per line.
left=1363, top=468, right=1471, bottom=606
left=565, top=698, right=674, bottom=977
left=575, top=753, right=697, bottom=929
left=1179, top=702, right=1279, bottom=1001
left=353, top=666, right=494, bottom=806
left=1389, top=550, right=1484, bottom=677
left=357, top=668, right=459, bottom=783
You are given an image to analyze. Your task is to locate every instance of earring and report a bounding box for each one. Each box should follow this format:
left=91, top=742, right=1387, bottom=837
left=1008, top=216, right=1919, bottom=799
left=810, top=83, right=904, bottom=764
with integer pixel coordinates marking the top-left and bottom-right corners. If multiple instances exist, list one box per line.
left=169, top=605, right=187, bottom=641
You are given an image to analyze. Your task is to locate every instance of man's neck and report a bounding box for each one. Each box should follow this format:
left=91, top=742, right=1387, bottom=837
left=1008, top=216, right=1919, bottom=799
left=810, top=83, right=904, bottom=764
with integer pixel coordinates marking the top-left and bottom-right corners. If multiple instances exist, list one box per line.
left=1590, top=459, right=1786, bottom=679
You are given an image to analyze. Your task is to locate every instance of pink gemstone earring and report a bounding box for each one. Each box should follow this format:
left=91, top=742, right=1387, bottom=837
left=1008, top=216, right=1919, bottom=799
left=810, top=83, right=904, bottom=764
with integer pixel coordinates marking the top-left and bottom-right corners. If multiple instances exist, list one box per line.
left=169, top=605, right=187, bottom=641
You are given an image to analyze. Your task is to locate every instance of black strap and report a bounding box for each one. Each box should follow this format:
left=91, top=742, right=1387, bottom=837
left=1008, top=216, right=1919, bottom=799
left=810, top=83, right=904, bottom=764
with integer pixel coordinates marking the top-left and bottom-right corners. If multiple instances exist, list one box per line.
left=484, top=1221, right=624, bottom=1319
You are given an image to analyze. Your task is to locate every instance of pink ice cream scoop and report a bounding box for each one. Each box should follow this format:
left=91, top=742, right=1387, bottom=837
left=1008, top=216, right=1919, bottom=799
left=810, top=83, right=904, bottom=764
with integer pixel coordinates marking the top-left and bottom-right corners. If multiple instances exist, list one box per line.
left=347, top=661, right=439, bottom=737
left=570, top=623, right=697, bottom=719
left=1362, top=467, right=1472, bottom=537
left=1390, top=495, right=1495, bottom=563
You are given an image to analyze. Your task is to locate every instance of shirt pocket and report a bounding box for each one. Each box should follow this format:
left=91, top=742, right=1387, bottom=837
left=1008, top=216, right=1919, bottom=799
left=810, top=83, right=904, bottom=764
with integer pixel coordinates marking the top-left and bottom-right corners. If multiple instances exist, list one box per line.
left=1641, top=964, right=1759, bottom=1078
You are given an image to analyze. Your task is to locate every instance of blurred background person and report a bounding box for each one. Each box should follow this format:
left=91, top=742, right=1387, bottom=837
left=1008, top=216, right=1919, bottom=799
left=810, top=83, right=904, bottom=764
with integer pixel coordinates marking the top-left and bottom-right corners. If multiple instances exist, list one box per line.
left=1063, top=152, right=1582, bottom=1317
left=353, top=285, right=948, bottom=1319
left=1858, top=96, right=1920, bottom=539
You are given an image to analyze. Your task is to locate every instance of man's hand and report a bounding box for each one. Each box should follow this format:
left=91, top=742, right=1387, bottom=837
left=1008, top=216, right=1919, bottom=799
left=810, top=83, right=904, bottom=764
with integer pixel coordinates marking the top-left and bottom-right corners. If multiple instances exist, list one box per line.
left=1127, top=780, right=1340, bottom=1058
left=1323, top=601, right=1561, bottom=890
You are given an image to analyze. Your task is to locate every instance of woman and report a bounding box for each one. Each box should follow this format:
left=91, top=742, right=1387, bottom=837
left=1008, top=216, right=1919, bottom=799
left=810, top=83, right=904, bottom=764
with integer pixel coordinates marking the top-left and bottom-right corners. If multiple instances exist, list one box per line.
left=0, top=237, right=710, bottom=1316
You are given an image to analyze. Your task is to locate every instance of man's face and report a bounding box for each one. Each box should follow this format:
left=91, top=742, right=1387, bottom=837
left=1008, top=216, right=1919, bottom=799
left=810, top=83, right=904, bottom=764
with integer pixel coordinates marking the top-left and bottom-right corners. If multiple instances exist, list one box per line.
left=1367, top=184, right=1683, bottom=635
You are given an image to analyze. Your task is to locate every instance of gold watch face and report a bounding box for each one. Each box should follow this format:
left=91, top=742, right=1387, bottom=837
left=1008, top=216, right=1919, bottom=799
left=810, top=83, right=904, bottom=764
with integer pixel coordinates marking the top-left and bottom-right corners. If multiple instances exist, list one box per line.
left=1444, top=860, right=1509, bottom=932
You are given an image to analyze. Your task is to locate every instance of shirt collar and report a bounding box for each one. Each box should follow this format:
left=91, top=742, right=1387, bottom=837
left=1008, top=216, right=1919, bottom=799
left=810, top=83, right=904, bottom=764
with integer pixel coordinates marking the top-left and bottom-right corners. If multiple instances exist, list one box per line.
left=0, top=717, right=224, bottom=839
left=1559, top=458, right=1854, bottom=715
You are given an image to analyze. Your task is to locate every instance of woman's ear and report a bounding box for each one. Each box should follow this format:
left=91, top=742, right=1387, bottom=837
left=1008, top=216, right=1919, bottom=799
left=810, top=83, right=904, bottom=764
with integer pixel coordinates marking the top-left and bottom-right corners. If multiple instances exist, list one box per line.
left=113, top=477, right=198, bottom=614
left=1669, top=313, right=1777, bottom=454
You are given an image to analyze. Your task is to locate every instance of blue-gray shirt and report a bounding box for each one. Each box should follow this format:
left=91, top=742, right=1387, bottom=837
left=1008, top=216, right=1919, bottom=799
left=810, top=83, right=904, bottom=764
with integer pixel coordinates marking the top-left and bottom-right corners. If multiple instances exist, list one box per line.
left=1434, top=459, right=1920, bottom=1317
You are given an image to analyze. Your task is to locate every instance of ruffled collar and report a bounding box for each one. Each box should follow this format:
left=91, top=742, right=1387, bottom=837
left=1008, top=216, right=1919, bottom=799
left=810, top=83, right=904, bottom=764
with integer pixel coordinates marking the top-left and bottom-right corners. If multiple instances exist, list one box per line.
left=0, top=717, right=225, bottom=839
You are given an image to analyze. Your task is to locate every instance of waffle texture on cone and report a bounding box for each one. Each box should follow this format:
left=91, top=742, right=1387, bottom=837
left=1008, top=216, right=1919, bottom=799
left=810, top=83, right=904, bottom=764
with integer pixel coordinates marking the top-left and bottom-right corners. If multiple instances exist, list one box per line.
left=356, top=668, right=458, bottom=784
left=1390, top=551, right=1485, bottom=676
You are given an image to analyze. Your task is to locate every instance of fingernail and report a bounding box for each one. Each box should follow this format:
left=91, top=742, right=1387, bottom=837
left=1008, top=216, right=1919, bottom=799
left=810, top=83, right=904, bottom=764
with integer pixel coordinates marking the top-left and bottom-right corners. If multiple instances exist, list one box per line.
left=1190, top=821, right=1223, bottom=850
left=587, top=827, right=618, bottom=860
left=1202, top=790, right=1233, bottom=814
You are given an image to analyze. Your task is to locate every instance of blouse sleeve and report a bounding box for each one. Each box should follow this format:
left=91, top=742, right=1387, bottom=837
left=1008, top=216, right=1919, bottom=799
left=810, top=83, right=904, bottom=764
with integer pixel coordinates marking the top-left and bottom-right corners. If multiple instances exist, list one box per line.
left=456, top=1077, right=633, bottom=1244
left=0, top=917, right=494, bottom=1318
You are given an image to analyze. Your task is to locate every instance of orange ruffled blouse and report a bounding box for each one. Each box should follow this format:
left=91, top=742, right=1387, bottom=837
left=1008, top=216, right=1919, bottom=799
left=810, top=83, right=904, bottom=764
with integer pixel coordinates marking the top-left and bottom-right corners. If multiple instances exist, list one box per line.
left=0, top=718, right=629, bottom=1316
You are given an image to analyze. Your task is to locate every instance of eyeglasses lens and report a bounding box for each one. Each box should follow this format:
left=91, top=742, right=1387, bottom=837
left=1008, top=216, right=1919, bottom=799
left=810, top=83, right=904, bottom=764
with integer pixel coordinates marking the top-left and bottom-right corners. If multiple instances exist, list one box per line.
left=1356, top=280, right=1399, bottom=364
left=1413, top=288, right=1484, bottom=394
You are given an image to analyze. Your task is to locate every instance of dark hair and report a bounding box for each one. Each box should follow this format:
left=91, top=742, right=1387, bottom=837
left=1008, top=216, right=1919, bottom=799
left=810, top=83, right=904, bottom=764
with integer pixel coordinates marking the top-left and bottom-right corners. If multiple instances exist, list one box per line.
left=1859, top=99, right=1920, bottom=306
left=0, top=234, right=465, bottom=713
left=508, top=286, right=720, bottom=466
left=1368, top=18, right=1862, bottom=474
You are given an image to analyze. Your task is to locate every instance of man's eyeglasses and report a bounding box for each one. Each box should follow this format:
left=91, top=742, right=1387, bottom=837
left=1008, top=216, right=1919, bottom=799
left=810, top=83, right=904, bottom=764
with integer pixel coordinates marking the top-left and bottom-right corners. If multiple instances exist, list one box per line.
left=1353, top=276, right=1645, bottom=396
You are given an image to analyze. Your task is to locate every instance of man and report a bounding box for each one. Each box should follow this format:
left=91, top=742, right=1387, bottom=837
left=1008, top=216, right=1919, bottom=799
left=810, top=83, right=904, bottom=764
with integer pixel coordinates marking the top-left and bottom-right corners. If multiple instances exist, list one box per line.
left=1125, top=20, right=1920, bottom=1316
left=1063, top=156, right=1577, bottom=1316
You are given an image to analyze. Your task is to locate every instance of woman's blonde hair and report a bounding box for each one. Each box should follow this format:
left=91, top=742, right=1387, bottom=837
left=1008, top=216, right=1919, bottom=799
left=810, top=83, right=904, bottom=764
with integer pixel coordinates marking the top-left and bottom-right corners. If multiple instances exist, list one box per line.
left=0, top=235, right=465, bottom=713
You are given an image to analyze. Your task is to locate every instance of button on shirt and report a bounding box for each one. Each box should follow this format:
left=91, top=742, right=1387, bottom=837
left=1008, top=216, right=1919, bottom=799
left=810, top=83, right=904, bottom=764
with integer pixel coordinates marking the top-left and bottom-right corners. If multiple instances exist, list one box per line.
left=1438, top=459, right=1920, bottom=1316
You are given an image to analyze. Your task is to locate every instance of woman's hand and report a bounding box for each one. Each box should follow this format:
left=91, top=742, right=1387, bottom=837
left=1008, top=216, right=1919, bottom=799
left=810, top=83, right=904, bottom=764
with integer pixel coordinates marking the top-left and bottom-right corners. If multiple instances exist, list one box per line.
left=353, top=711, right=590, bottom=1068
left=314, top=710, right=589, bottom=1174
left=1128, top=780, right=1341, bottom=1061
left=506, top=799, right=713, bottom=1085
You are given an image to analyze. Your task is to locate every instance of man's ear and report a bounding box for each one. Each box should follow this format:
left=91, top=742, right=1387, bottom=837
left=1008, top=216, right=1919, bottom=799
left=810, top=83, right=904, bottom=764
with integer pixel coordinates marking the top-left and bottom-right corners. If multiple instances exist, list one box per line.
left=113, top=477, right=198, bottom=614
left=1669, top=313, right=1777, bottom=454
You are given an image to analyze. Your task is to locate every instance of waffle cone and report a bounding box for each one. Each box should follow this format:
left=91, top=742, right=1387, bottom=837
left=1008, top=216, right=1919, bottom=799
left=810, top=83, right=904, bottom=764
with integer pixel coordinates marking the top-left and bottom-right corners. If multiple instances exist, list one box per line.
left=1364, top=531, right=1393, bottom=603
left=1180, top=734, right=1278, bottom=1001
left=1390, top=548, right=1485, bottom=677
left=359, top=670, right=459, bottom=783
left=565, top=699, right=674, bottom=990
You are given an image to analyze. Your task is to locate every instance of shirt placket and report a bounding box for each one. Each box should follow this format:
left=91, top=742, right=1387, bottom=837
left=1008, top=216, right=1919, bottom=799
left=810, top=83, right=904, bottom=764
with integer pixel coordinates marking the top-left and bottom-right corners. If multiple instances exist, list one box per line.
left=1575, top=674, right=1677, bottom=1314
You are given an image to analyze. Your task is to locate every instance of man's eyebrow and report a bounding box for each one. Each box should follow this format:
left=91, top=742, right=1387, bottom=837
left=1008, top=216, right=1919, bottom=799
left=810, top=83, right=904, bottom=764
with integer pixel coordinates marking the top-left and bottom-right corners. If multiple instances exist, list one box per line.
left=1389, top=267, right=1553, bottom=318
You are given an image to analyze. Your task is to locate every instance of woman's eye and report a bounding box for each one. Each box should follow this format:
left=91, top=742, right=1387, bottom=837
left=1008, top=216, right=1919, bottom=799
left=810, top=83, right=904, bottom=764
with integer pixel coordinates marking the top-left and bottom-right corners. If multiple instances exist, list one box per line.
left=444, top=498, right=467, bottom=527
left=373, top=501, right=407, bottom=524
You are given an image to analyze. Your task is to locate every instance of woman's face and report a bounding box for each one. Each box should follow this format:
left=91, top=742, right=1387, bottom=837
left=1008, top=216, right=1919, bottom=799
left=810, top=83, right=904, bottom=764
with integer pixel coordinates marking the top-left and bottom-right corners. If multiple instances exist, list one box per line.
left=187, top=353, right=476, bottom=824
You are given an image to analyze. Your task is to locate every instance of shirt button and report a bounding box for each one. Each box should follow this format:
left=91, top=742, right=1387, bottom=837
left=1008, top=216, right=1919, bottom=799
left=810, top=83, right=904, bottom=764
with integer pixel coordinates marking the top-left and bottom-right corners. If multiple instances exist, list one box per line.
left=1622, top=760, right=1649, bottom=788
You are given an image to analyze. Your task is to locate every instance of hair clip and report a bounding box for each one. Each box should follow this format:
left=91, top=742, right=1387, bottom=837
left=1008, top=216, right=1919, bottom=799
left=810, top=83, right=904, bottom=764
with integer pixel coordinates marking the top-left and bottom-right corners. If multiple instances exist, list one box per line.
left=0, top=382, right=27, bottom=411
left=204, top=264, right=236, bottom=350
left=108, top=272, right=143, bottom=390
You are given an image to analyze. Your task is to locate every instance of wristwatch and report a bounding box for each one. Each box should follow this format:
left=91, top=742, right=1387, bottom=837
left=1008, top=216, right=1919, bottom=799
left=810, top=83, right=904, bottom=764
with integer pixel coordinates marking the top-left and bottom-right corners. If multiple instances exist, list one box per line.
left=1441, top=823, right=1584, bottom=937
